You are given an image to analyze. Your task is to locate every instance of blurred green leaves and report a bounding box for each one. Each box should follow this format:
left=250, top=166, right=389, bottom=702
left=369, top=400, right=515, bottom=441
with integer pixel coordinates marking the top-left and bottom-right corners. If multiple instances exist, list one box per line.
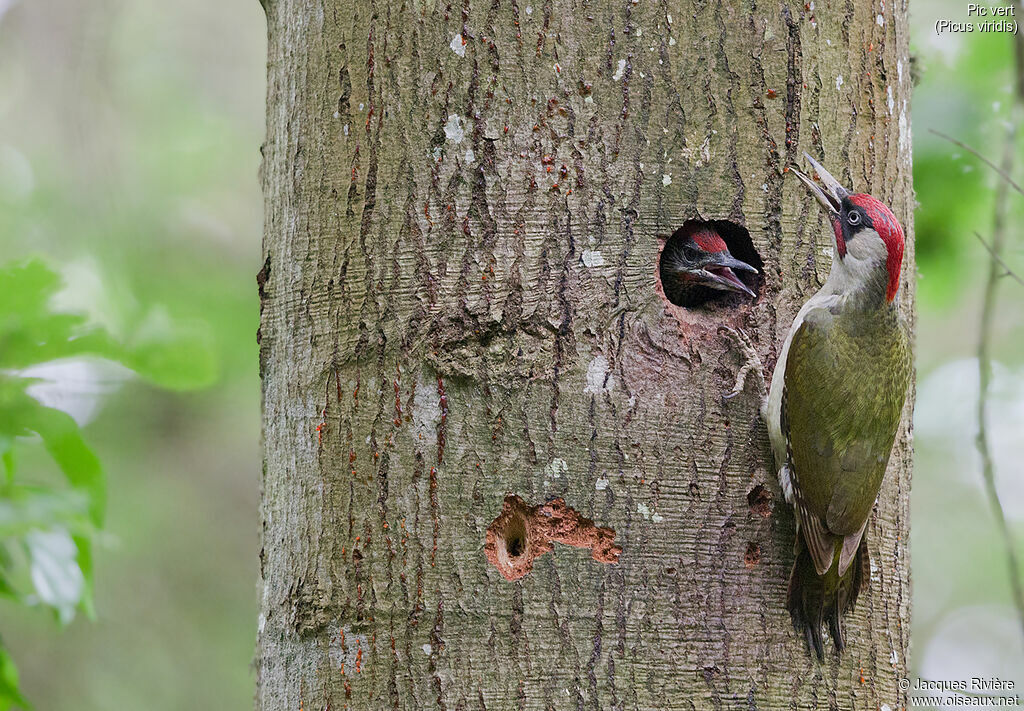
left=912, top=23, right=1024, bottom=310
left=0, top=259, right=216, bottom=389
left=0, top=257, right=216, bottom=710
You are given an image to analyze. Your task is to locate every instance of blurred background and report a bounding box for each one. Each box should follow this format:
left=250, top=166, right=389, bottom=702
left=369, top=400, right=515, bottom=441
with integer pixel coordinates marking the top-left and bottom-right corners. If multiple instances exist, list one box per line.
left=0, top=0, right=1021, bottom=708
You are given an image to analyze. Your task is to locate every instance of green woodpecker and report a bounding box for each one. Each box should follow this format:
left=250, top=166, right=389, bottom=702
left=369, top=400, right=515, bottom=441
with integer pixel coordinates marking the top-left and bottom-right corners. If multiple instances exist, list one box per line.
left=764, top=154, right=911, bottom=659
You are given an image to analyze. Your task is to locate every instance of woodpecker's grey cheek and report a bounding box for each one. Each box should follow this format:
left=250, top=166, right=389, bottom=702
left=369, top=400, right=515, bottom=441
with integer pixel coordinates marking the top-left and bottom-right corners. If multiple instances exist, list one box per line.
left=844, top=229, right=888, bottom=264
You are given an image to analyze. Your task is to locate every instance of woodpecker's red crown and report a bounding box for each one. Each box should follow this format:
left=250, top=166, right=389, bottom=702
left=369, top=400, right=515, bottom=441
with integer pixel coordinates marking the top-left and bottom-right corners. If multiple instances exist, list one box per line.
left=846, top=194, right=904, bottom=302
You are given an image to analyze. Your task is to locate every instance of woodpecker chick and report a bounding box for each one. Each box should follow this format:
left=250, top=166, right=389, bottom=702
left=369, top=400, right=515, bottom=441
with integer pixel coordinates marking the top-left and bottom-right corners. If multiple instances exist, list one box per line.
left=660, top=227, right=758, bottom=305
left=764, top=154, right=911, bottom=660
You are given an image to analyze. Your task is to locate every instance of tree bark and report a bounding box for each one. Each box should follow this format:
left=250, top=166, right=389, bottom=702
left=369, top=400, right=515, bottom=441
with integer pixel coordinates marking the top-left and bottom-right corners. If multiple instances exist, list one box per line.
left=256, top=0, right=916, bottom=709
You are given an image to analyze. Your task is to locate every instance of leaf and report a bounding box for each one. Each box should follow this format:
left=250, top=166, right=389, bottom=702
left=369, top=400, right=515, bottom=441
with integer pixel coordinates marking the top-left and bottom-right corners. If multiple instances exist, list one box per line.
left=25, top=529, right=84, bottom=625
left=0, top=436, right=13, bottom=485
left=0, top=487, right=92, bottom=539
left=0, top=643, right=30, bottom=711
left=4, top=390, right=105, bottom=528
left=0, top=258, right=218, bottom=388
left=0, top=259, right=60, bottom=320
left=124, top=307, right=218, bottom=390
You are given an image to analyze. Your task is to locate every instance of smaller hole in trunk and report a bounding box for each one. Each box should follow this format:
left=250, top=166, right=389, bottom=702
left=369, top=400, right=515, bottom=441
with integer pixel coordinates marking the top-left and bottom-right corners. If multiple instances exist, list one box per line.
left=506, top=535, right=524, bottom=558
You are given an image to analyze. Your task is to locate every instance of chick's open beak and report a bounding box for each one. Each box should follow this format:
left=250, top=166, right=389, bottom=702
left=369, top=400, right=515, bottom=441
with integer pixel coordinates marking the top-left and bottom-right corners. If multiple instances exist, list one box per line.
left=699, top=252, right=758, bottom=297
left=790, top=152, right=849, bottom=218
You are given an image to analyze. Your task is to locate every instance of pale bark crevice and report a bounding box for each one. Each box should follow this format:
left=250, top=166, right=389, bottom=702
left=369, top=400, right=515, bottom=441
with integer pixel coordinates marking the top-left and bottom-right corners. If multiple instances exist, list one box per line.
left=258, top=1, right=915, bottom=708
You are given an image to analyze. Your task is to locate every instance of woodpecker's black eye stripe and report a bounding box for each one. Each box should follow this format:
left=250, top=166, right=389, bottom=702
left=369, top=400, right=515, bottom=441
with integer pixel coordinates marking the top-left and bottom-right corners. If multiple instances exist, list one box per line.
left=840, top=201, right=873, bottom=237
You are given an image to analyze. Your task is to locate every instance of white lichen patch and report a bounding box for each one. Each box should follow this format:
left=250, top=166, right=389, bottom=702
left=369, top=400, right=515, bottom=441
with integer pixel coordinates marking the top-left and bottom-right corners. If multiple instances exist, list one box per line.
left=413, top=379, right=442, bottom=440
left=581, top=249, right=605, bottom=268
left=422, top=643, right=433, bottom=655
left=651, top=512, right=664, bottom=523
left=898, top=101, right=910, bottom=158
left=637, top=503, right=651, bottom=520
left=876, top=13, right=885, bottom=27
left=450, top=33, right=466, bottom=57
left=662, top=173, right=672, bottom=185
left=595, top=476, right=609, bottom=491
left=669, top=36, right=676, bottom=46
left=613, top=59, right=627, bottom=81
left=887, top=85, right=894, bottom=115
left=464, top=147, right=475, bottom=164
left=584, top=355, right=614, bottom=394
left=697, top=136, right=711, bottom=167
left=444, top=114, right=465, bottom=144
left=836, top=75, right=844, bottom=91
left=544, top=458, right=568, bottom=479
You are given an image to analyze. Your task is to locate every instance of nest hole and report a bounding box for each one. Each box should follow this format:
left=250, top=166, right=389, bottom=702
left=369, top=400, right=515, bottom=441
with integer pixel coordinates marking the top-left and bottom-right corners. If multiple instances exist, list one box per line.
left=658, top=219, right=763, bottom=308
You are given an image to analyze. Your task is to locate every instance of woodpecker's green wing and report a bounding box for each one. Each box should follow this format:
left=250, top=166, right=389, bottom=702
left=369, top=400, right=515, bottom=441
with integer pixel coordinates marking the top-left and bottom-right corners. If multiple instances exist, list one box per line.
left=782, top=304, right=910, bottom=576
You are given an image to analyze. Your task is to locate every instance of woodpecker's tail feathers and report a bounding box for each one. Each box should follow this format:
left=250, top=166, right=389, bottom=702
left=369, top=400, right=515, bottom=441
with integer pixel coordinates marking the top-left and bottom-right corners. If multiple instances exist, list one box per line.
left=787, top=534, right=869, bottom=660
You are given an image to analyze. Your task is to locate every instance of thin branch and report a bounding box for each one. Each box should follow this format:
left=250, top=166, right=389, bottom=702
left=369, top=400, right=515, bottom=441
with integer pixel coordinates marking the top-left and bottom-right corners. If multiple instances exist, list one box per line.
left=974, top=232, right=1024, bottom=287
left=929, top=129, right=1024, bottom=198
left=975, top=109, right=1024, bottom=646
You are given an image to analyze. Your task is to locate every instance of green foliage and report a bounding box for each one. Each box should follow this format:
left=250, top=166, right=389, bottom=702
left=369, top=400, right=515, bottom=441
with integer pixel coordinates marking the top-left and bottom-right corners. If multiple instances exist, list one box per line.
left=911, top=25, right=1024, bottom=310
left=0, top=645, right=30, bottom=711
left=0, top=258, right=215, bottom=709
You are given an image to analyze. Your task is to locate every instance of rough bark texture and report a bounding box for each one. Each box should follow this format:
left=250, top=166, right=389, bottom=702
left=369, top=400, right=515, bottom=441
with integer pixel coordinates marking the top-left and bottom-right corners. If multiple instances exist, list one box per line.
left=257, top=0, right=916, bottom=708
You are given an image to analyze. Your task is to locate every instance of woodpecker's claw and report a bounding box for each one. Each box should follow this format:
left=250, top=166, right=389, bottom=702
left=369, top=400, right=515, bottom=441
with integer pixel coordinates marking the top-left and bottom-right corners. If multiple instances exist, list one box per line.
left=719, top=326, right=767, bottom=401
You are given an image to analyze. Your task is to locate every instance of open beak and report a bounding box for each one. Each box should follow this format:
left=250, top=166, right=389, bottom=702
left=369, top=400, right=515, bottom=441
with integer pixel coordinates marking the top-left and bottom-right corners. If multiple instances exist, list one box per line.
left=790, top=152, right=849, bottom=219
left=699, top=252, right=758, bottom=297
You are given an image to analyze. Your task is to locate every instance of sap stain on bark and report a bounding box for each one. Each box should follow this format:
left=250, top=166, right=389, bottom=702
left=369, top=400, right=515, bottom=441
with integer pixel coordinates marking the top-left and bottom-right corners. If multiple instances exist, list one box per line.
left=744, top=542, right=762, bottom=568
left=485, top=494, right=621, bottom=581
left=746, top=483, right=774, bottom=518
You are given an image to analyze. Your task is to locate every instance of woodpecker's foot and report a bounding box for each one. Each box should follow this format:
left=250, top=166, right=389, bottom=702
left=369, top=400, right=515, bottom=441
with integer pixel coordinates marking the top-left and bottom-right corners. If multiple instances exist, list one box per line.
left=719, top=326, right=766, bottom=401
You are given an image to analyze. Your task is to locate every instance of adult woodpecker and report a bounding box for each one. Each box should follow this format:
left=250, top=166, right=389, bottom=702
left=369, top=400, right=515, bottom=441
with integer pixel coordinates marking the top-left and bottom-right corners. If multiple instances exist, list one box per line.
left=764, top=154, right=911, bottom=659
left=660, top=226, right=758, bottom=304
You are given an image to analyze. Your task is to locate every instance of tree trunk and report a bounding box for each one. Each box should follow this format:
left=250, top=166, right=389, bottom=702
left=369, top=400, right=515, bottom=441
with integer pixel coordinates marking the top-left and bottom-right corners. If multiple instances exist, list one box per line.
left=256, top=0, right=916, bottom=708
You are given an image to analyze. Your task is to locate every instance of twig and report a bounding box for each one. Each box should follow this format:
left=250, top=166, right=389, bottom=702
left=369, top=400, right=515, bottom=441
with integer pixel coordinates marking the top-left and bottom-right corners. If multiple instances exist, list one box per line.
left=975, top=107, right=1024, bottom=645
left=928, top=129, right=1024, bottom=198
left=974, top=232, right=1024, bottom=287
